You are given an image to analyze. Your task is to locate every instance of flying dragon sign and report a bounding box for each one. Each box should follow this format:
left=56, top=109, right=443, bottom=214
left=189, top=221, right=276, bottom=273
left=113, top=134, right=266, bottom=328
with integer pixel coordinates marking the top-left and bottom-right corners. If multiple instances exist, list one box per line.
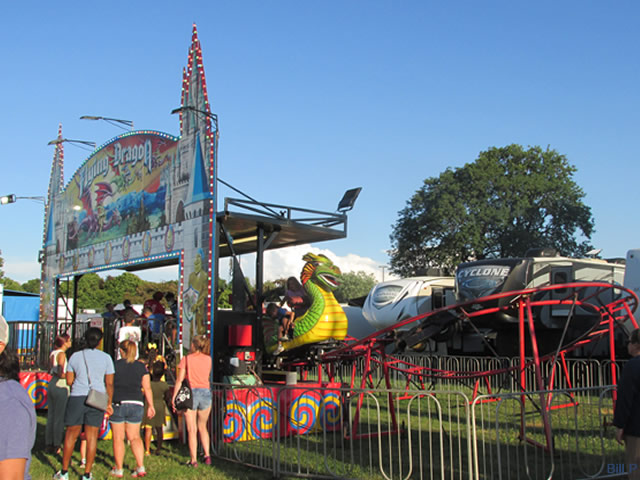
left=40, top=26, right=216, bottom=349
left=65, top=132, right=178, bottom=252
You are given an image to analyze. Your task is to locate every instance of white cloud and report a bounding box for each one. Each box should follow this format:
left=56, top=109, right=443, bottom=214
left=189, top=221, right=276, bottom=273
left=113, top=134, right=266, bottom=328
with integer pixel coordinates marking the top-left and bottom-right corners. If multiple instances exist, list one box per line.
left=236, top=244, right=397, bottom=284
left=3, top=246, right=394, bottom=286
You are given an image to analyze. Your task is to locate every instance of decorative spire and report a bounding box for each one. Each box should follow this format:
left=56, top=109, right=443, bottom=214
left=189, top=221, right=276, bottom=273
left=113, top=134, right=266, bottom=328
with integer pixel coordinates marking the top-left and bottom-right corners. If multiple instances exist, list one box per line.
left=43, top=124, right=64, bottom=247
left=180, top=23, right=215, bottom=206
left=179, top=23, right=213, bottom=141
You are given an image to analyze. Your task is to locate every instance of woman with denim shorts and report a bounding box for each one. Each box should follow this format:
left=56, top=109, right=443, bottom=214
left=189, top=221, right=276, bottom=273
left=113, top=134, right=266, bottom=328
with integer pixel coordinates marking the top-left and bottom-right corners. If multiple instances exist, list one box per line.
left=53, top=327, right=114, bottom=480
left=109, top=340, right=155, bottom=478
left=172, top=335, right=212, bottom=467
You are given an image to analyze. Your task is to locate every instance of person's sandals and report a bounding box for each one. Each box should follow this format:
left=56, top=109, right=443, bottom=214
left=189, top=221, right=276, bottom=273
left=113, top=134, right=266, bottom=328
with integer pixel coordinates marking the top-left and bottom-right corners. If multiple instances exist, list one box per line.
left=185, top=460, right=198, bottom=467
left=204, top=456, right=212, bottom=465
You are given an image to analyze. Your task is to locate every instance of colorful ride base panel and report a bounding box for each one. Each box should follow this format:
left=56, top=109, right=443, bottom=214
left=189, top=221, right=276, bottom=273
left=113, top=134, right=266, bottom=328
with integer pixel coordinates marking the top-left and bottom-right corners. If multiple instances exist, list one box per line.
left=222, top=381, right=342, bottom=443
left=18, top=371, right=178, bottom=441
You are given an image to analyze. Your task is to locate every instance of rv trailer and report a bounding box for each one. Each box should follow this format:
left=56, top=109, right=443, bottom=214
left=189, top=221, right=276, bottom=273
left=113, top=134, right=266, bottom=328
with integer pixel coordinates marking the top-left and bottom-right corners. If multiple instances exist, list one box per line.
left=454, top=248, right=626, bottom=356
left=362, top=276, right=456, bottom=331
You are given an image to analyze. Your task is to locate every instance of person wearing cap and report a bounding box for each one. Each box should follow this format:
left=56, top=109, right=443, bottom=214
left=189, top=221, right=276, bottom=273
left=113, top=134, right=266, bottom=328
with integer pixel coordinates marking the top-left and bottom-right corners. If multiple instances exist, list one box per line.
left=0, top=314, right=37, bottom=480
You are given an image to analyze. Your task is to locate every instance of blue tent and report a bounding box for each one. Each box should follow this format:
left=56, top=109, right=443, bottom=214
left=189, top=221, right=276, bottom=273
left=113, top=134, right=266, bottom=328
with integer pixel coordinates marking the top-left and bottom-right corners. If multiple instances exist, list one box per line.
left=2, top=289, right=39, bottom=322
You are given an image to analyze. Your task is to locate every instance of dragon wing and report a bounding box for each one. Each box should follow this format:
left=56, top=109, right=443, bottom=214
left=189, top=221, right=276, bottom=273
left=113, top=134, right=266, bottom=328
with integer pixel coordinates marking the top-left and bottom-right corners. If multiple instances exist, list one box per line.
left=94, top=182, right=113, bottom=205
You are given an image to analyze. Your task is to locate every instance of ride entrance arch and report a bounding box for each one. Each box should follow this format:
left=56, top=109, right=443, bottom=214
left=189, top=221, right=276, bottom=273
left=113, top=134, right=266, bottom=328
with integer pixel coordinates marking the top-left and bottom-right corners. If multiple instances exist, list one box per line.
left=39, top=26, right=356, bottom=373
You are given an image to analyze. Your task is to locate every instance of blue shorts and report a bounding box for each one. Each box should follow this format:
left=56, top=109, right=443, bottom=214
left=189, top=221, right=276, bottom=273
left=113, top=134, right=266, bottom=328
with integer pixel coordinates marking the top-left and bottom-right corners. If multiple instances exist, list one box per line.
left=110, top=402, right=144, bottom=424
left=192, top=388, right=212, bottom=411
left=65, top=395, right=105, bottom=428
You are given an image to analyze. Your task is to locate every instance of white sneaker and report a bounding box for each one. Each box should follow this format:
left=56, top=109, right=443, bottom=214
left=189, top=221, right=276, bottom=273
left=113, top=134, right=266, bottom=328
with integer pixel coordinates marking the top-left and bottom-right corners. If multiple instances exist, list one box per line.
left=274, top=344, right=285, bottom=355
left=52, top=472, right=69, bottom=480
left=131, top=466, right=147, bottom=477
left=109, top=467, right=124, bottom=478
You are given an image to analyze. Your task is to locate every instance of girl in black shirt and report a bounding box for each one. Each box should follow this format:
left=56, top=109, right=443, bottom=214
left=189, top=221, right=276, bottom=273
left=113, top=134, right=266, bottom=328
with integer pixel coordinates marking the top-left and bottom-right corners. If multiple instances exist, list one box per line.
left=109, top=340, right=155, bottom=478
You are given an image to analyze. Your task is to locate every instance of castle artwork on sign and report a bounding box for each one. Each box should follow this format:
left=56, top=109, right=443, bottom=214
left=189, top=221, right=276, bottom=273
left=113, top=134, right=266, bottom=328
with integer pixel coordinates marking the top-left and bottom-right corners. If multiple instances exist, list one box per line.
left=40, top=25, right=216, bottom=350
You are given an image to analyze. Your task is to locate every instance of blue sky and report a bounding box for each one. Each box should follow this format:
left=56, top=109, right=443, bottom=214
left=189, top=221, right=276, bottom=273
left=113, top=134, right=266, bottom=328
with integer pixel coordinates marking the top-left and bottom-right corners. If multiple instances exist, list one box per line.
left=1, top=1, right=639, bottom=284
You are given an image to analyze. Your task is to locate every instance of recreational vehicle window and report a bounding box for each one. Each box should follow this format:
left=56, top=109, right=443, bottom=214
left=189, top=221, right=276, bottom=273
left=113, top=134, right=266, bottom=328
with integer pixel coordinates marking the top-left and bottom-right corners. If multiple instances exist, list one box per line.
left=432, top=288, right=445, bottom=310
left=551, top=268, right=571, bottom=295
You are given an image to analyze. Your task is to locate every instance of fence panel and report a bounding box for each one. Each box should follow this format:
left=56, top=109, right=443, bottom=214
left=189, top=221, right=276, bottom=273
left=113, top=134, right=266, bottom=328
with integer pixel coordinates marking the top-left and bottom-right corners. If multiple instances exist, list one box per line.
left=471, top=387, right=624, bottom=480
left=212, top=383, right=474, bottom=479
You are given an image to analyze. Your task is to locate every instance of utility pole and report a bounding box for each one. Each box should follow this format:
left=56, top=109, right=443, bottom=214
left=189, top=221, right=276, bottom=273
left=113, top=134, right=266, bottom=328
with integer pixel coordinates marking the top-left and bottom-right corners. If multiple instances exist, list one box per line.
left=379, top=265, right=388, bottom=282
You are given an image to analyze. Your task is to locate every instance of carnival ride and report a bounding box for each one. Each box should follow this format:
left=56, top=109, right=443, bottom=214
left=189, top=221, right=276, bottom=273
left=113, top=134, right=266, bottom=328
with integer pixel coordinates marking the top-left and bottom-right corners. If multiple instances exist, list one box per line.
left=264, top=253, right=348, bottom=355
left=280, top=280, right=638, bottom=448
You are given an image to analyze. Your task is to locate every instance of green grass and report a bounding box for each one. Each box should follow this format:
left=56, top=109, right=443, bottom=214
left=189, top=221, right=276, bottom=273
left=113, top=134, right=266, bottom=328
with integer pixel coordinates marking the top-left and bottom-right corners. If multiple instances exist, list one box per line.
left=31, top=384, right=624, bottom=479
left=30, top=412, right=271, bottom=480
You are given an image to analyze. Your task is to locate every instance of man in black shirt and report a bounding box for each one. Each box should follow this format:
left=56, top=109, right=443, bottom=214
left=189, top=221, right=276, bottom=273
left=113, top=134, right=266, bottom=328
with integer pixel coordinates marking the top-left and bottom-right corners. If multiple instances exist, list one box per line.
left=614, top=328, right=640, bottom=479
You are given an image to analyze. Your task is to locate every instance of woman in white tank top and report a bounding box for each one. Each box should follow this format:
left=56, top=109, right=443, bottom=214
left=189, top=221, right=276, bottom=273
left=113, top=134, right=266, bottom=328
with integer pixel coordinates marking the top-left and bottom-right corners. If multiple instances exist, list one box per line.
left=45, top=333, right=72, bottom=453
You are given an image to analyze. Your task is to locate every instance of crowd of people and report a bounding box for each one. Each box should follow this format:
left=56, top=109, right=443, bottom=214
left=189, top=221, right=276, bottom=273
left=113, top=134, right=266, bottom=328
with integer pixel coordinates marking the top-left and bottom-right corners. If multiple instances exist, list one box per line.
left=0, top=289, right=214, bottom=480
left=105, top=292, right=178, bottom=356
left=3, top=281, right=312, bottom=480
left=45, top=325, right=212, bottom=480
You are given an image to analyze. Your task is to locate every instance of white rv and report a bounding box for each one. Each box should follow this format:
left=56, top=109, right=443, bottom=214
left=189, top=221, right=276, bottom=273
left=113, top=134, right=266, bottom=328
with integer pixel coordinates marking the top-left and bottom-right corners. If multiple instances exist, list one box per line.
left=362, top=276, right=455, bottom=331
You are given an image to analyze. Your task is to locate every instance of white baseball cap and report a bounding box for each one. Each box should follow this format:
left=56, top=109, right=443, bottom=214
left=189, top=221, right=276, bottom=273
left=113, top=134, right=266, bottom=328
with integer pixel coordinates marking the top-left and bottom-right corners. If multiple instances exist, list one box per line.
left=0, top=314, right=8, bottom=345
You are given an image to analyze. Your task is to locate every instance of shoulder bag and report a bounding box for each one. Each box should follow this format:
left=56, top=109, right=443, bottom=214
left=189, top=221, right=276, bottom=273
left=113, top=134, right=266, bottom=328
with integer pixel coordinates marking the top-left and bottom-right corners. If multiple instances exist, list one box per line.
left=174, top=356, right=193, bottom=411
left=83, top=350, right=110, bottom=411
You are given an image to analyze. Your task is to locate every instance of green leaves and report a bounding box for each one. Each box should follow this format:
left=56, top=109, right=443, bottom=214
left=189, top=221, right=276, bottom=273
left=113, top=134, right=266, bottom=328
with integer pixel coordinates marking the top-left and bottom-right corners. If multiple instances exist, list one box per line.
left=334, top=271, right=377, bottom=303
left=390, top=144, right=594, bottom=275
left=57, top=273, right=179, bottom=311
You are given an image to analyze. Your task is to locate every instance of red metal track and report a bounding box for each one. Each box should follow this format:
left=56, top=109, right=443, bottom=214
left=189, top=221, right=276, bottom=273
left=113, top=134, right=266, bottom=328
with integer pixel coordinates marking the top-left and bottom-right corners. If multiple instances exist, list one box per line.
left=315, top=282, right=638, bottom=443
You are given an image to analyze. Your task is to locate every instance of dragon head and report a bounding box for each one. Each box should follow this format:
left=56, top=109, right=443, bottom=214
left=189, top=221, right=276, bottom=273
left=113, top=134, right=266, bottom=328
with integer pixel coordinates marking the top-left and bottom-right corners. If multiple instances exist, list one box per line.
left=300, top=252, right=342, bottom=292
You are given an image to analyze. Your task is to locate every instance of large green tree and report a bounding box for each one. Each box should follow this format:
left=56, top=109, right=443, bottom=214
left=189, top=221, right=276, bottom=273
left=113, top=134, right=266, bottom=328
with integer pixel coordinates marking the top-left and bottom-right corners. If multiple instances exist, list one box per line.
left=334, top=271, right=377, bottom=303
left=21, top=279, right=41, bottom=294
left=2, top=277, right=23, bottom=291
left=390, top=145, right=594, bottom=276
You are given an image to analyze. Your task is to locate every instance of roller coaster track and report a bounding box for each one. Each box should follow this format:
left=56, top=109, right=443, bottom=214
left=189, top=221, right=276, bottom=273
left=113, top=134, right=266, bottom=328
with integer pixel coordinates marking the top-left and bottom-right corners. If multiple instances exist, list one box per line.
left=313, top=282, right=638, bottom=445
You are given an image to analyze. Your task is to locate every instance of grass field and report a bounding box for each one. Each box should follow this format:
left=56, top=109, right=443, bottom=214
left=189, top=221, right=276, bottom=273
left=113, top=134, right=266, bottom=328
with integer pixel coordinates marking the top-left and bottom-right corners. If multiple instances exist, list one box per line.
left=30, top=412, right=270, bottom=480
left=29, top=359, right=626, bottom=480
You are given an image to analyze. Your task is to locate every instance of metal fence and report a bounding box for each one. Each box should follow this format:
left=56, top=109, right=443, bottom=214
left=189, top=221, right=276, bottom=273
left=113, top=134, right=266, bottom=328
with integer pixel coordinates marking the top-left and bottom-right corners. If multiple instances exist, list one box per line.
left=5, top=327, right=631, bottom=479
left=8, top=320, right=93, bottom=369
left=10, top=317, right=168, bottom=369
left=210, top=380, right=628, bottom=479
left=298, top=354, right=626, bottom=396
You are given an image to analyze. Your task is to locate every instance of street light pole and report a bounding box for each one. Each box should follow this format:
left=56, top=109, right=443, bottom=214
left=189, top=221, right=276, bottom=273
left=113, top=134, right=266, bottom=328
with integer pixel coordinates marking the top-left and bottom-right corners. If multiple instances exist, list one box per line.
left=171, top=105, right=219, bottom=132
left=0, top=194, right=45, bottom=205
left=47, top=138, right=96, bottom=149
left=379, top=265, right=388, bottom=282
left=80, top=115, right=134, bottom=130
